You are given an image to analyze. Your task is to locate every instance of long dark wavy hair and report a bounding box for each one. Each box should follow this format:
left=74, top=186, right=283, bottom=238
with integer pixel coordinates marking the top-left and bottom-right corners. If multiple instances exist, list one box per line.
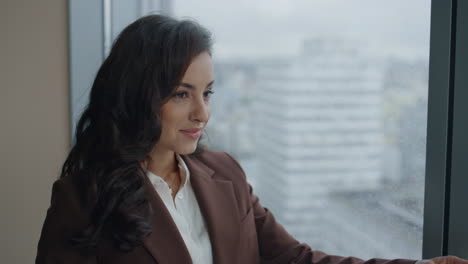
left=60, top=14, right=212, bottom=253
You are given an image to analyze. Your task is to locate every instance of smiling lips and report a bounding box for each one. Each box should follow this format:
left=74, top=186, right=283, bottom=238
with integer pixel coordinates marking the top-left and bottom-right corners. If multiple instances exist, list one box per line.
left=180, top=128, right=202, bottom=140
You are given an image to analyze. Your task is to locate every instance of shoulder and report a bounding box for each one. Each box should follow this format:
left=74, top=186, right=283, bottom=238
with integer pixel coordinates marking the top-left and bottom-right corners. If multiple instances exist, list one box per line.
left=36, top=176, right=92, bottom=261
left=39, top=177, right=91, bottom=242
left=36, top=176, right=97, bottom=262
left=47, top=175, right=91, bottom=223
left=184, top=149, right=250, bottom=196
left=187, top=149, right=247, bottom=178
left=48, top=176, right=89, bottom=216
left=186, top=149, right=254, bottom=215
left=50, top=176, right=78, bottom=202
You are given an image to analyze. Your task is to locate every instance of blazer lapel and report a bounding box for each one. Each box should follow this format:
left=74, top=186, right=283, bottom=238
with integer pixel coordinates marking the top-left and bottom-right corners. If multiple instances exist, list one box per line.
left=184, top=155, right=241, bottom=264
left=142, top=175, right=193, bottom=264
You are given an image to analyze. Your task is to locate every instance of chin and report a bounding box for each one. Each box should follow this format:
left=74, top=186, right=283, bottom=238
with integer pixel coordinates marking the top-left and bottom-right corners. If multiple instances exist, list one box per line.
left=176, top=144, right=198, bottom=155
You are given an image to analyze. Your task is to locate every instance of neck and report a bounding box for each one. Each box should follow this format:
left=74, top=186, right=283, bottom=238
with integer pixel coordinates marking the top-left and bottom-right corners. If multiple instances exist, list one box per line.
left=146, top=149, right=178, bottom=180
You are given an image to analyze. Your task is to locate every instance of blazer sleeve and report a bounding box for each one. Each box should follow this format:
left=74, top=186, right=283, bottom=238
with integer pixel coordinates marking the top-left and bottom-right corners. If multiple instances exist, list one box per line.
left=224, top=152, right=417, bottom=264
left=35, top=178, right=97, bottom=264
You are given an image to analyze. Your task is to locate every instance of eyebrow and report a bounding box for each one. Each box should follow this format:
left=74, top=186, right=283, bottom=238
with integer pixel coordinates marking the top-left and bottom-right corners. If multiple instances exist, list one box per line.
left=179, top=80, right=215, bottom=90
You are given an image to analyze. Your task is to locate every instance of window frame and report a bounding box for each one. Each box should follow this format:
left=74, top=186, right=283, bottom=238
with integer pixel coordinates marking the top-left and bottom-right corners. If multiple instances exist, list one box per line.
left=444, top=0, right=468, bottom=258
left=423, top=0, right=468, bottom=258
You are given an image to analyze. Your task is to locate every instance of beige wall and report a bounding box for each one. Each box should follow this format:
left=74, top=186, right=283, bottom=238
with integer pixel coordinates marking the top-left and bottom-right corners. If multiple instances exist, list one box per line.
left=1, top=0, right=70, bottom=262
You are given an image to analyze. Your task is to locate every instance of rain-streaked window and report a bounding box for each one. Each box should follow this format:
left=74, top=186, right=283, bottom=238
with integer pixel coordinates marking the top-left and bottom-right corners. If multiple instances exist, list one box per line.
left=106, top=0, right=430, bottom=259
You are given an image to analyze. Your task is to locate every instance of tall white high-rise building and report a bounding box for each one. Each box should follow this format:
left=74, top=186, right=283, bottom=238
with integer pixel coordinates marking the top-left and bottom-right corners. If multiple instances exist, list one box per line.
left=253, top=37, right=385, bottom=245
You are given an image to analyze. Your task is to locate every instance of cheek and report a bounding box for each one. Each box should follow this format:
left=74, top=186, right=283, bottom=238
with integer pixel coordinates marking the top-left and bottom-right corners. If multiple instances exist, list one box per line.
left=161, top=117, right=177, bottom=134
left=161, top=106, right=186, bottom=131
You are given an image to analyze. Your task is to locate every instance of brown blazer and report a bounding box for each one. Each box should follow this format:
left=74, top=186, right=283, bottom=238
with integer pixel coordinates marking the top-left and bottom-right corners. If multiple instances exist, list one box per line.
left=36, top=150, right=417, bottom=264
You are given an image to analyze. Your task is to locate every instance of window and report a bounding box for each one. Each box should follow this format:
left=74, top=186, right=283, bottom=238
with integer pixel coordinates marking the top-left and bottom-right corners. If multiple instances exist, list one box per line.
left=68, top=0, right=468, bottom=259
left=177, top=1, right=429, bottom=259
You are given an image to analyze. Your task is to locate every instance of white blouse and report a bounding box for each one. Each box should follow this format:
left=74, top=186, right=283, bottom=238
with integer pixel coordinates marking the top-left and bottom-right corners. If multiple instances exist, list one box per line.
left=146, top=154, right=213, bottom=264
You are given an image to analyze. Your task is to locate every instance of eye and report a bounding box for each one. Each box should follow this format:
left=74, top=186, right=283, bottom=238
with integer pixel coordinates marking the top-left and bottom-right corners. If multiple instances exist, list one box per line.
left=174, top=91, right=189, bottom=99
left=204, top=90, right=214, bottom=99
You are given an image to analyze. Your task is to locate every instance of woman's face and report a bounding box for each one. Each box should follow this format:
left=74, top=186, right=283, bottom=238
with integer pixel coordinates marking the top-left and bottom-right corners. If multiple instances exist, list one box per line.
left=155, top=51, right=214, bottom=155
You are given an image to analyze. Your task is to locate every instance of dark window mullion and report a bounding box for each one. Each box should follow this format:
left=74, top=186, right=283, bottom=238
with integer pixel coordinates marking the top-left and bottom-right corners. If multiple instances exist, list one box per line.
left=422, top=0, right=457, bottom=259
left=447, top=0, right=468, bottom=258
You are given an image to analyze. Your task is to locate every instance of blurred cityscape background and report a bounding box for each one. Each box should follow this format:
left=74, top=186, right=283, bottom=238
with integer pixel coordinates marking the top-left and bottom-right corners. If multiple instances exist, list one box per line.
left=107, top=0, right=430, bottom=259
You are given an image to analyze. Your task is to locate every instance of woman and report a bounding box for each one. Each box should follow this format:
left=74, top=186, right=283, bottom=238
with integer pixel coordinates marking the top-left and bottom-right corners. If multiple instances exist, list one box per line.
left=36, top=14, right=467, bottom=264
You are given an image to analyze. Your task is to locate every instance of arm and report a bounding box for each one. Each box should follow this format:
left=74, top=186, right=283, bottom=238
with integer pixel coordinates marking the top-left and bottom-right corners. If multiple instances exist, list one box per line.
left=421, top=257, right=468, bottom=264
left=35, top=178, right=97, bottom=264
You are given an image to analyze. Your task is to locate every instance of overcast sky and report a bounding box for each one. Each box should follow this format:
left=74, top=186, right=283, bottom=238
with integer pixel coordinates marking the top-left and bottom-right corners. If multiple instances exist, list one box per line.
left=172, top=0, right=431, bottom=60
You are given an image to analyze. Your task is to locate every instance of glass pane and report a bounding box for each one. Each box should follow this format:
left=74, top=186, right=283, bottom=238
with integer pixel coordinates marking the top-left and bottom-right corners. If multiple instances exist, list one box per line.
left=110, top=0, right=430, bottom=259
left=172, top=0, right=430, bottom=259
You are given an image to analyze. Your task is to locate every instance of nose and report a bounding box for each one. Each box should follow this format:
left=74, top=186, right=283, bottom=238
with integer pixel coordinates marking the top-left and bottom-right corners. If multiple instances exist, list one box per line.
left=190, top=97, right=210, bottom=125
